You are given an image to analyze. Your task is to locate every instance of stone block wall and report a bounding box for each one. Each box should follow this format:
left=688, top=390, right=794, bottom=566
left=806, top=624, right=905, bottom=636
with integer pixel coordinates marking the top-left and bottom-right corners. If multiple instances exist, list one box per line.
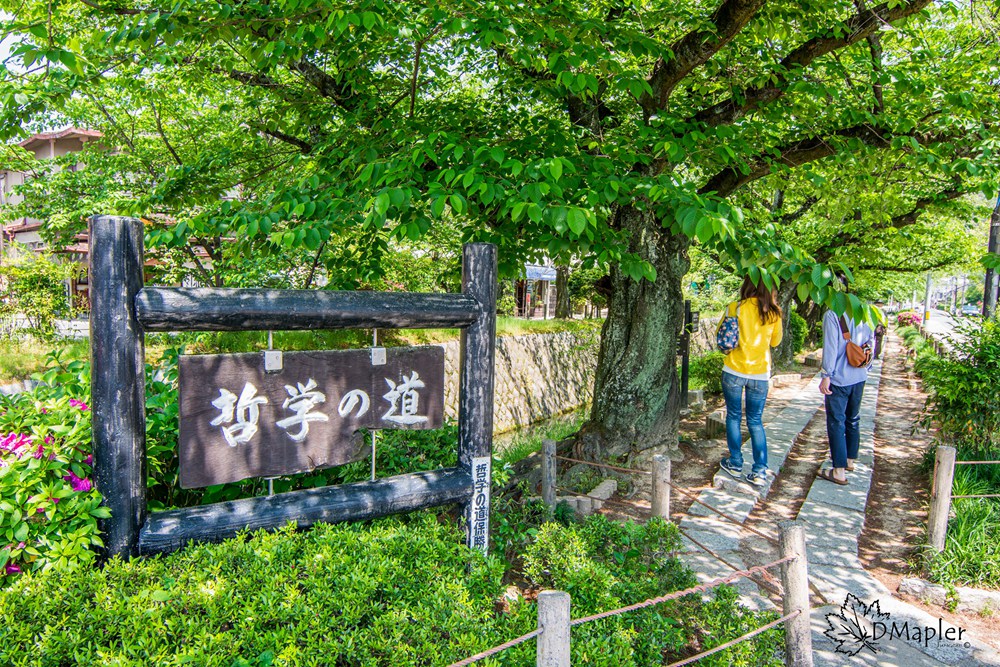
left=440, top=330, right=598, bottom=434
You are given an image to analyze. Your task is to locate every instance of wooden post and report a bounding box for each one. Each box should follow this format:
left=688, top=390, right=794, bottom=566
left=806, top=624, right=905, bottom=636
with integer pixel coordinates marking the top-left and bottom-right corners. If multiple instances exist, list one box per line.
left=459, top=243, right=497, bottom=553
left=541, top=438, right=557, bottom=513
left=929, top=445, right=957, bottom=553
left=681, top=300, right=692, bottom=407
left=651, top=455, right=670, bottom=520
left=89, top=216, right=147, bottom=559
left=537, top=590, right=571, bottom=667
left=779, top=521, right=813, bottom=667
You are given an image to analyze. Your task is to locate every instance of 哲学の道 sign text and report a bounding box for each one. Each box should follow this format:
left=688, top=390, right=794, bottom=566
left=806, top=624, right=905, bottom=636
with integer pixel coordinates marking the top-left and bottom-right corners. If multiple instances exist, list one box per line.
left=179, top=347, right=445, bottom=488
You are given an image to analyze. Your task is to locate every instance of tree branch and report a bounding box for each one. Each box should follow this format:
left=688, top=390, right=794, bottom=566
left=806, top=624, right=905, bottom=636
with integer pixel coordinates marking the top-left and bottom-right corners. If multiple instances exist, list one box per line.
left=778, top=196, right=819, bottom=223
left=815, top=183, right=968, bottom=262
left=699, top=124, right=955, bottom=197
left=77, top=0, right=144, bottom=15
left=290, top=58, right=355, bottom=108
left=643, top=0, right=766, bottom=116
left=254, top=125, right=313, bottom=154
left=150, top=98, right=182, bottom=166
left=692, top=0, right=931, bottom=127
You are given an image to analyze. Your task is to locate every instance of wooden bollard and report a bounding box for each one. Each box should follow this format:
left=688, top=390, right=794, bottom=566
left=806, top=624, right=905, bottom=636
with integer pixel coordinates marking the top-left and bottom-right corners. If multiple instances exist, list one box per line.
left=537, top=590, right=570, bottom=667
left=928, top=445, right=957, bottom=553
left=651, top=455, right=671, bottom=520
left=779, top=521, right=813, bottom=667
left=541, top=439, right=557, bottom=514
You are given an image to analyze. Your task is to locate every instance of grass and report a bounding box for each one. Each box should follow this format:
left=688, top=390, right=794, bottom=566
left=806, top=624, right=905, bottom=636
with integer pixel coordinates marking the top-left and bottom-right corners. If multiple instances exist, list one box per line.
left=0, top=316, right=600, bottom=383
left=0, top=337, right=89, bottom=384
left=494, top=404, right=589, bottom=465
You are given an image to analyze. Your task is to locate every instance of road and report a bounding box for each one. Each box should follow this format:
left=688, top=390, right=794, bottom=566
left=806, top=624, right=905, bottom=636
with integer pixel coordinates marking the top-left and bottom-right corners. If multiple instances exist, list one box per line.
left=921, top=308, right=968, bottom=348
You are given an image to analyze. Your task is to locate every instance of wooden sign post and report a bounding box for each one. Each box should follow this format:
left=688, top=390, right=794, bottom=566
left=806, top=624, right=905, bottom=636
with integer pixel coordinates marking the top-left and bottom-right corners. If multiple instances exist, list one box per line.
left=89, top=215, right=496, bottom=558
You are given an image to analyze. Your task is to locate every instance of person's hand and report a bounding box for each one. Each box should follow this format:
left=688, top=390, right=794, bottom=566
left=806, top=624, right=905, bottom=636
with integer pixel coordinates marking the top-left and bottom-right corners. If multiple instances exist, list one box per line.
left=819, top=377, right=833, bottom=395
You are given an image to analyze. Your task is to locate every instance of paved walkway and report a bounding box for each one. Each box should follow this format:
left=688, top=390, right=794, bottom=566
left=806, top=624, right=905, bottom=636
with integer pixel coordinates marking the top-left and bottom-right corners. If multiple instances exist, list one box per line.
left=676, top=361, right=1000, bottom=665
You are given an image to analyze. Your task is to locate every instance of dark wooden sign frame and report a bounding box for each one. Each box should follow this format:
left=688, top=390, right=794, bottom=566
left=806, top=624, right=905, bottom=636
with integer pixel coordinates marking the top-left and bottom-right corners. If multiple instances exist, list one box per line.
left=89, top=216, right=496, bottom=558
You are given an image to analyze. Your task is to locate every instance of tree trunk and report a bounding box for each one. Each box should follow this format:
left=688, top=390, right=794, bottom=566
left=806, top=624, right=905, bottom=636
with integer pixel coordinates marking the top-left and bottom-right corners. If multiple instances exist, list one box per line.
left=800, top=299, right=824, bottom=346
left=771, top=281, right=798, bottom=368
left=983, top=192, right=1000, bottom=319
left=555, top=265, right=570, bottom=319
left=579, top=206, right=690, bottom=461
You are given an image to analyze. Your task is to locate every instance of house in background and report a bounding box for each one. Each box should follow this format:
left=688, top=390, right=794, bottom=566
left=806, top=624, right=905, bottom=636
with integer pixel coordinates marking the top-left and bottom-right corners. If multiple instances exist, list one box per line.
left=1, top=128, right=103, bottom=308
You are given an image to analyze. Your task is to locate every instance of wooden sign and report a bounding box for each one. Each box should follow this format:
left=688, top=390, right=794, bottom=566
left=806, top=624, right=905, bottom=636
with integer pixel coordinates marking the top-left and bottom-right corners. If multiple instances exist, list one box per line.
left=178, top=346, right=445, bottom=488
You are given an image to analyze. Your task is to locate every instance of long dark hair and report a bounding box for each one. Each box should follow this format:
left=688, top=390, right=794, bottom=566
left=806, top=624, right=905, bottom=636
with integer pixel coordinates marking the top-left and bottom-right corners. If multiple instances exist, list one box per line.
left=740, top=275, right=782, bottom=324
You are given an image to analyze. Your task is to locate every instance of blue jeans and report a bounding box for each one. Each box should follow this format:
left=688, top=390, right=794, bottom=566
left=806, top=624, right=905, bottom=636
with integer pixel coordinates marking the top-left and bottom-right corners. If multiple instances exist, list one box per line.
left=721, top=372, right=769, bottom=475
left=825, top=381, right=865, bottom=469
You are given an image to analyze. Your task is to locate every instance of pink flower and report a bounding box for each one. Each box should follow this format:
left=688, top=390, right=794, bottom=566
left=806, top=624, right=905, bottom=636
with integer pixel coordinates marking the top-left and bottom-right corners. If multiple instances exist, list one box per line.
left=84, top=454, right=93, bottom=466
left=69, top=399, right=89, bottom=412
left=0, top=432, right=31, bottom=456
left=63, top=472, right=92, bottom=492
left=4, top=563, right=21, bottom=576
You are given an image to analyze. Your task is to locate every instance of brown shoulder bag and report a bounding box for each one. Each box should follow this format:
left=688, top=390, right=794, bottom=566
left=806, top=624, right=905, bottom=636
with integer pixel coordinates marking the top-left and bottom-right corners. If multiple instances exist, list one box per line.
left=839, top=315, right=872, bottom=368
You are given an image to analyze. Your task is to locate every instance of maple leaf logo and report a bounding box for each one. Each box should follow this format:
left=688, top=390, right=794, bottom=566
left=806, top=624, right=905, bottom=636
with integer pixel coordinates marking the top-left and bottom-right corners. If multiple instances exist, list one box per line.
left=824, top=593, right=891, bottom=656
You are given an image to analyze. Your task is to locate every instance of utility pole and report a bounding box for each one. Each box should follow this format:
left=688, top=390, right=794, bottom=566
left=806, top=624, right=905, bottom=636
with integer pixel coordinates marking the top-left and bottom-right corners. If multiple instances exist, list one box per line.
left=984, top=192, right=1000, bottom=319
left=923, top=273, right=932, bottom=322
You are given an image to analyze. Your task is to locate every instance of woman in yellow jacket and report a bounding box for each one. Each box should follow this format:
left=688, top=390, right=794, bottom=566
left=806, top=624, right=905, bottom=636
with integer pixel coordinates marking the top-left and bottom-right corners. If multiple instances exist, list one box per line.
left=718, top=277, right=783, bottom=486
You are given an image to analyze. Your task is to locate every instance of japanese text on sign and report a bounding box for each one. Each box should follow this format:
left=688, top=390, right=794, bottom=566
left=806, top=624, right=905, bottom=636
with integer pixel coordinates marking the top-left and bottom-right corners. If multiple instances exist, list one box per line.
left=179, top=347, right=445, bottom=488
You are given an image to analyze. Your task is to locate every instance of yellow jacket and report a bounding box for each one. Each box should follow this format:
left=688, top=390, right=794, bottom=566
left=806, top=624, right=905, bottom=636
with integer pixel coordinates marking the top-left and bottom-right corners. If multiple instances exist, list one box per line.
left=720, top=298, right=783, bottom=379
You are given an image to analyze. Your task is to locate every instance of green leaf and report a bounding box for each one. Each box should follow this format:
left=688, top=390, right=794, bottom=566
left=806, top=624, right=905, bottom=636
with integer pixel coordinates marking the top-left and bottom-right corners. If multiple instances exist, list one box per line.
left=567, top=208, right=587, bottom=235
left=431, top=196, right=445, bottom=218
left=550, top=159, right=562, bottom=181
left=374, top=193, right=390, bottom=216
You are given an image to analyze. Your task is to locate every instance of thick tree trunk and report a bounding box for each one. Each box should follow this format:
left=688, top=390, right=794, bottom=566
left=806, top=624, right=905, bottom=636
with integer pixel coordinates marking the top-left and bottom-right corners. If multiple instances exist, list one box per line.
left=579, top=206, right=690, bottom=461
left=771, top=281, right=798, bottom=368
left=555, top=265, right=571, bottom=318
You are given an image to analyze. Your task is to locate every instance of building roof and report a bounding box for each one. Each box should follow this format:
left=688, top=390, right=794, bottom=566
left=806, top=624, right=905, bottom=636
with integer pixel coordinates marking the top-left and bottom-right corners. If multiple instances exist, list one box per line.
left=18, top=128, right=103, bottom=150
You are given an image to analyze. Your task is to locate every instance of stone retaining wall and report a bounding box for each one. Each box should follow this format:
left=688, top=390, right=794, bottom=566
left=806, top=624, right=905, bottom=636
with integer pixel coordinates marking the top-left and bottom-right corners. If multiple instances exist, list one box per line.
left=440, top=330, right=598, bottom=434
left=691, top=315, right=720, bottom=356
left=3, top=332, right=600, bottom=434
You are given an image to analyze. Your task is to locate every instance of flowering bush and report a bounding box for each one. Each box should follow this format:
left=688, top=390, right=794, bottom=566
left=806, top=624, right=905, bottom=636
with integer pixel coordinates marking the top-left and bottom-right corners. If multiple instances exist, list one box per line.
left=0, top=355, right=107, bottom=583
left=897, top=310, right=922, bottom=327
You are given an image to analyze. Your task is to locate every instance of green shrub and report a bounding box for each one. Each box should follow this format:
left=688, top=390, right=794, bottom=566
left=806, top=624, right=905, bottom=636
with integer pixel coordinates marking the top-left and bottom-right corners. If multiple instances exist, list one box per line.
left=0, top=512, right=783, bottom=667
left=0, top=354, right=106, bottom=581
left=0, top=252, right=77, bottom=340
left=919, top=321, right=1000, bottom=450
left=789, top=310, right=807, bottom=355
left=690, top=351, right=725, bottom=394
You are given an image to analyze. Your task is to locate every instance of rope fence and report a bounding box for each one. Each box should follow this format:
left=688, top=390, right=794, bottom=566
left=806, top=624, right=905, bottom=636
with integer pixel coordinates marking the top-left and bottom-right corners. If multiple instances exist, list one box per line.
left=930, top=446, right=1000, bottom=553
left=445, top=629, right=541, bottom=667
left=666, top=610, right=801, bottom=667
left=568, top=555, right=794, bottom=627
left=446, top=530, right=812, bottom=667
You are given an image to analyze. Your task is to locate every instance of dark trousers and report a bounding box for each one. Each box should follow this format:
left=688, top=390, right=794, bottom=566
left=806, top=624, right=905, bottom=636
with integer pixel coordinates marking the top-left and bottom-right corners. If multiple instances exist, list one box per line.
left=825, top=381, right=865, bottom=469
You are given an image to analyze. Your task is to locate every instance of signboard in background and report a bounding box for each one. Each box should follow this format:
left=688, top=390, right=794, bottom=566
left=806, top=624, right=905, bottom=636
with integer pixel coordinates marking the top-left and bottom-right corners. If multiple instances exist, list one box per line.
left=178, top=346, right=445, bottom=488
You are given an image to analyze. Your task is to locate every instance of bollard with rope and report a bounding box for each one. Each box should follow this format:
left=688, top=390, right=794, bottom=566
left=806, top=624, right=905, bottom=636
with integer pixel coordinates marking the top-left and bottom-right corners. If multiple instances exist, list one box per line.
left=651, top=454, right=671, bottom=520
left=445, top=549, right=806, bottom=667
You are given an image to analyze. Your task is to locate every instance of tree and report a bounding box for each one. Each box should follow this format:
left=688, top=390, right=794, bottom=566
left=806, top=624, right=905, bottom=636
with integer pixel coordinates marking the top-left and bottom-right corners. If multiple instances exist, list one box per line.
left=2, top=0, right=999, bottom=461
left=0, top=250, right=77, bottom=338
